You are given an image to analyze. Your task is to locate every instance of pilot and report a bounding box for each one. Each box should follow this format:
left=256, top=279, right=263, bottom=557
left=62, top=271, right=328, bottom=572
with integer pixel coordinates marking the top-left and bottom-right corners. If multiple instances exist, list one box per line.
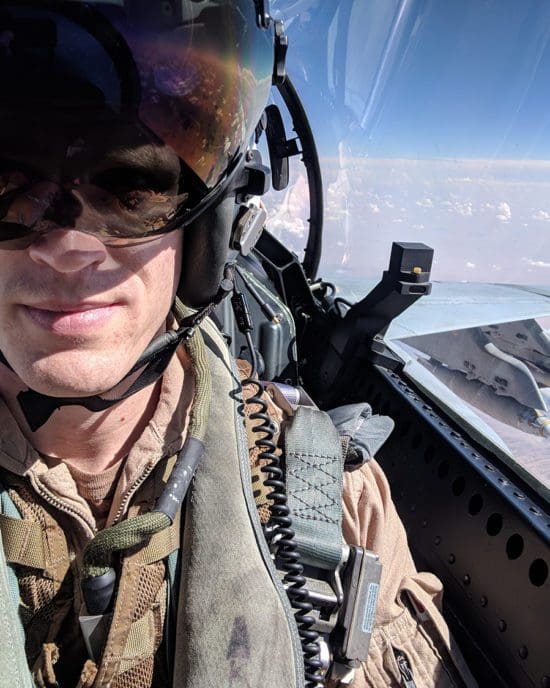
left=0, top=2, right=476, bottom=687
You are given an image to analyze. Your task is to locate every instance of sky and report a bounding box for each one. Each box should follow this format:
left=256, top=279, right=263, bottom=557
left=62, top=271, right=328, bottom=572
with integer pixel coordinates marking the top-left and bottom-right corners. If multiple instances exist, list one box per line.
left=266, top=0, right=550, bottom=287
left=347, top=0, right=550, bottom=160
left=276, top=0, right=550, bottom=159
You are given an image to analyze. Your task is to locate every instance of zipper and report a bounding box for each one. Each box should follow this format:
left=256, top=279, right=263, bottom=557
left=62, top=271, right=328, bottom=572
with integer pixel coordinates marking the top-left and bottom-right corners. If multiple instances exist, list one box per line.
left=30, top=456, right=158, bottom=533
left=394, top=649, right=417, bottom=688
left=111, top=461, right=156, bottom=525
left=28, top=473, right=97, bottom=538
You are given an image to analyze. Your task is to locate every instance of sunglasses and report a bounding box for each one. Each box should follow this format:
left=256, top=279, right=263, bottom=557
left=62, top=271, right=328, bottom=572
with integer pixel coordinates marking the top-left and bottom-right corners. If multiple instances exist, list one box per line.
left=0, top=165, right=192, bottom=248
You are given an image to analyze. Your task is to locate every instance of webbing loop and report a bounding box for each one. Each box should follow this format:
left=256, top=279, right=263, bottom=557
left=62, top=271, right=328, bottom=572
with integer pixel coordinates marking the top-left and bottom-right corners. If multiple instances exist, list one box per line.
left=0, top=513, right=46, bottom=569
left=138, top=511, right=181, bottom=566
left=285, top=406, right=345, bottom=570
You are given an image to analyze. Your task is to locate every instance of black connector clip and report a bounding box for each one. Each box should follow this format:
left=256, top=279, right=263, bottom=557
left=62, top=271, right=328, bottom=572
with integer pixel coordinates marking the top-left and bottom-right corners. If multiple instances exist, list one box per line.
left=231, top=291, right=254, bottom=335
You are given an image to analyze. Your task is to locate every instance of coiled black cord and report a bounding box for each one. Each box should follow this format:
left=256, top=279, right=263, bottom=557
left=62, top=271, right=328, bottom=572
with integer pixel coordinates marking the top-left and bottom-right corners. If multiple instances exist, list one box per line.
left=232, top=282, right=325, bottom=688
left=245, top=369, right=324, bottom=687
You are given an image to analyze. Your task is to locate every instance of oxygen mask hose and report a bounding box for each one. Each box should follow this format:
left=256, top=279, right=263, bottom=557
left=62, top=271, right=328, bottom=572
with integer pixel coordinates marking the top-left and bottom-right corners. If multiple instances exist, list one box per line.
left=232, top=276, right=325, bottom=688
left=81, top=313, right=212, bottom=616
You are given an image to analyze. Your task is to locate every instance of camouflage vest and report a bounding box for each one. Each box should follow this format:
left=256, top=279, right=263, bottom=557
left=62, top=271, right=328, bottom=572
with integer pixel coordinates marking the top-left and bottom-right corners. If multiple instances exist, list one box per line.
left=0, top=319, right=304, bottom=688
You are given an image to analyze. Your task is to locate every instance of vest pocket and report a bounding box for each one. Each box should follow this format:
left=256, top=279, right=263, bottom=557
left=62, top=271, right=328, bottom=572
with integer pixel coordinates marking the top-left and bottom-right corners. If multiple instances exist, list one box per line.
left=355, top=608, right=469, bottom=688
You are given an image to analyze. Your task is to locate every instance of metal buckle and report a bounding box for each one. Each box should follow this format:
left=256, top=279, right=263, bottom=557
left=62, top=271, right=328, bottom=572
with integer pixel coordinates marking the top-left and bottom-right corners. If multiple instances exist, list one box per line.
left=335, top=546, right=382, bottom=663
left=304, top=545, right=382, bottom=681
left=305, top=544, right=347, bottom=629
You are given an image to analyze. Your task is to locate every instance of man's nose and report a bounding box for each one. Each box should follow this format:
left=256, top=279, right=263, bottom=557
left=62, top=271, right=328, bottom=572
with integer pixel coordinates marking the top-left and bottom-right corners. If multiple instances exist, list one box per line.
left=27, top=227, right=108, bottom=273
left=42, top=184, right=84, bottom=228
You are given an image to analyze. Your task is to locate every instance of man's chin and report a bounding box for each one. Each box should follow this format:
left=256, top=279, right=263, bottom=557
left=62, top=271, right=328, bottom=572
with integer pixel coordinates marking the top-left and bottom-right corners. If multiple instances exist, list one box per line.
left=0, top=338, right=159, bottom=402
left=23, top=377, right=124, bottom=399
left=18, top=358, right=134, bottom=399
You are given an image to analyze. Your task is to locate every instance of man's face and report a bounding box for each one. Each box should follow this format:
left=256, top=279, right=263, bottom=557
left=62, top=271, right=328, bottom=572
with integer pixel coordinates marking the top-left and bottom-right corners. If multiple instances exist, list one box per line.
left=0, top=112, right=184, bottom=398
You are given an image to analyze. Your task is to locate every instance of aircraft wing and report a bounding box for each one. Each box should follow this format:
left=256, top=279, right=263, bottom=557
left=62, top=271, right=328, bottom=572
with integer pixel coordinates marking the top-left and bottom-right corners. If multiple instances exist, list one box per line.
left=383, top=281, right=550, bottom=341
left=372, top=280, right=550, bottom=496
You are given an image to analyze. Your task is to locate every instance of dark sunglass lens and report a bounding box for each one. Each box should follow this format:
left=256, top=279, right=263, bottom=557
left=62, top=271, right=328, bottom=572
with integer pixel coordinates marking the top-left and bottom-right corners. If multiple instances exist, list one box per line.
left=0, top=222, right=36, bottom=249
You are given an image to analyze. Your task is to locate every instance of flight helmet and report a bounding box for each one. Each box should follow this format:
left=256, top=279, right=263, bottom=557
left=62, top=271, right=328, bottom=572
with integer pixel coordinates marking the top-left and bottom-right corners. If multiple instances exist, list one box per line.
left=0, top=0, right=284, bottom=424
left=0, top=0, right=282, bottom=293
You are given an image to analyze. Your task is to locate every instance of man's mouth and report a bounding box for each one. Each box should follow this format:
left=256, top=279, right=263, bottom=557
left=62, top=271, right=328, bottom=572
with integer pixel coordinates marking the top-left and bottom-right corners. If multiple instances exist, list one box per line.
left=21, top=301, right=122, bottom=335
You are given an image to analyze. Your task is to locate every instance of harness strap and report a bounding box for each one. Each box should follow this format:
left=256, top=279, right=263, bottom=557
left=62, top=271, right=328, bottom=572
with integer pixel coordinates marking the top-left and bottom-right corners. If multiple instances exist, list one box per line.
left=136, top=455, right=181, bottom=567
left=0, top=513, right=46, bottom=569
left=137, top=511, right=181, bottom=566
left=0, top=529, right=35, bottom=688
left=284, top=405, right=345, bottom=570
left=0, top=489, right=179, bottom=591
left=0, top=475, right=71, bottom=582
left=117, top=599, right=165, bottom=675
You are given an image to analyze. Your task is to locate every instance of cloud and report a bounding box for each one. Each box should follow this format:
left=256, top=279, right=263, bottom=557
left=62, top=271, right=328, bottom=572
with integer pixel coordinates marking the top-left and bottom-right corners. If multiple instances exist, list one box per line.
left=456, top=202, right=473, bottom=217
left=441, top=200, right=473, bottom=216
left=311, top=156, right=550, bottom=285
left=268, top=215, right=306, bottom=237
left=523, top=258, right=550, bottom=268
left=496, top=201, right=511, bottom=222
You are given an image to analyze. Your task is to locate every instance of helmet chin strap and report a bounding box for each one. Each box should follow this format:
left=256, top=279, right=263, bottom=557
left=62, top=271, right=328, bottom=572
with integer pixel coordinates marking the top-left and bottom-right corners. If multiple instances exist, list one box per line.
left=3, top=268, right=235, bottom=432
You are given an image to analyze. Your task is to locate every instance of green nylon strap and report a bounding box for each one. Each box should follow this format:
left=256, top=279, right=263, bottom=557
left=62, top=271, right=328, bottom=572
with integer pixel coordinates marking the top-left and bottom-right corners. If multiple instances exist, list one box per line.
left=82, top=316, right=211, bottom=579
left=0, top=486, right=34, bottom=688
left=83, top=511, right=171, bottom=578
left=284, top=405, right=345, bottom=570
left=0, top=529, right=34, bottom=688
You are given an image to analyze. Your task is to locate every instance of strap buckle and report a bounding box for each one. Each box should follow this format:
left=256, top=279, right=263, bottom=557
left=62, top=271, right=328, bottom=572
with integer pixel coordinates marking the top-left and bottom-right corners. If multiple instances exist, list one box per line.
left=306, top=545, right=382, bottom=682
left=305, top=548, right=346, bottom=636
left=333, top=546, right=382, bottom=664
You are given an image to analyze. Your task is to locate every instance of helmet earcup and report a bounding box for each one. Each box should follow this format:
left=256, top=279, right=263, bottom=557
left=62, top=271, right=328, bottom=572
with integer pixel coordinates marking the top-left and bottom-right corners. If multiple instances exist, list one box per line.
left=178, top=194, right=236, bottom=308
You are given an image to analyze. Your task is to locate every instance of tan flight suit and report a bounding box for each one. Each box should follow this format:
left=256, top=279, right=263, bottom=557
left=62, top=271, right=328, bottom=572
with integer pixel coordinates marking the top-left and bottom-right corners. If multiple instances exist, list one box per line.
left=0, top=324, right=476, bottom=687
left=244, top=361, right=477, bottom=688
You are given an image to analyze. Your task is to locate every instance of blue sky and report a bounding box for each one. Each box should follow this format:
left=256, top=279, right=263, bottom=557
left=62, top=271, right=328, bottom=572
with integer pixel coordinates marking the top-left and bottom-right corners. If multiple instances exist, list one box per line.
left=265, top=1, right=550, bottom=289
left=279, top=0, right=550, bottom=160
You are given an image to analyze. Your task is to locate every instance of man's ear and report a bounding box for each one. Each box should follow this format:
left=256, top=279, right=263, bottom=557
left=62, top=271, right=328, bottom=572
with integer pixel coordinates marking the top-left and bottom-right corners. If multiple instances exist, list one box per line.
left=177, top=195, right=236, bottom=308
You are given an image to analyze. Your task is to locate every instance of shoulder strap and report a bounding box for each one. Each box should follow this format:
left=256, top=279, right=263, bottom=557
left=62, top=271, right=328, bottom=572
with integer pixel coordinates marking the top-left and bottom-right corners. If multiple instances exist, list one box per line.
left=0, top=476, right=70, bottom=581
left=284, top=405, right=345, bottom=570
left=137, top=517, right=180, bottom=565
left=0, top=483, right=32, bottom=596
left=0, top=482, right=35, bottom=688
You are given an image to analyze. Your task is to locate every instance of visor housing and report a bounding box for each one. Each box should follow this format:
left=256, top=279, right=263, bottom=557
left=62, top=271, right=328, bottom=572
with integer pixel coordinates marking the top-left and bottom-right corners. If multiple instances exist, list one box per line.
left=0, top=0, right=275, bottom=235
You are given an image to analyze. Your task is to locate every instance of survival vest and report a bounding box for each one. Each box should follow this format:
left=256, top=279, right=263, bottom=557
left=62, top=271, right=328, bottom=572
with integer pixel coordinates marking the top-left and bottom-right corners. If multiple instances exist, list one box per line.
left=0, top=319, right=314, bottom=688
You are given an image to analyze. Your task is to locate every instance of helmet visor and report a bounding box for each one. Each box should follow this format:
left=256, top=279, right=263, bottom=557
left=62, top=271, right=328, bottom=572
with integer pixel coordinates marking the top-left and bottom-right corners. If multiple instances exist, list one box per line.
left=0, top=0, right=274, bottom=243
